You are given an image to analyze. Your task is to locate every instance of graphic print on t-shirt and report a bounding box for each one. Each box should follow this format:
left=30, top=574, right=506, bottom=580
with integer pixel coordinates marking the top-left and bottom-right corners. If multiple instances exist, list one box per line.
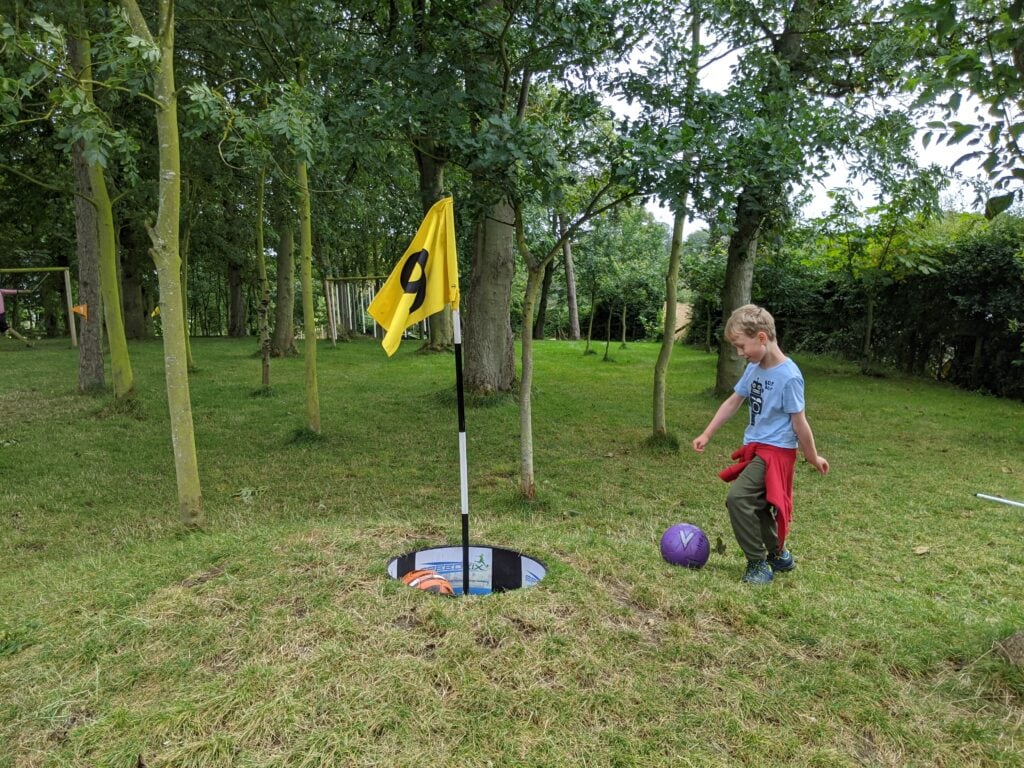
left=749, top=380, right=763, bottom=425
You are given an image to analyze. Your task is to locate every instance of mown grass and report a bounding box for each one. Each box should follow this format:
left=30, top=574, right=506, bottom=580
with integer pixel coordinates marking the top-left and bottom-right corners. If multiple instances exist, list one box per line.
left=1, top=336, right=1022, bottom=767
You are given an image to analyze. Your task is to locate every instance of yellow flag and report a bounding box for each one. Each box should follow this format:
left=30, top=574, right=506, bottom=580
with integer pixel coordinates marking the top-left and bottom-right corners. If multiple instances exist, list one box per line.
left=368, top=196, right=460, bottom=356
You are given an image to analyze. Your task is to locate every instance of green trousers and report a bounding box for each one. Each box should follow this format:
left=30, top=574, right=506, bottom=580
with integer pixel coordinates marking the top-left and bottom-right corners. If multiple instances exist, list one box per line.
left=725, top=456, right=782, bottom=562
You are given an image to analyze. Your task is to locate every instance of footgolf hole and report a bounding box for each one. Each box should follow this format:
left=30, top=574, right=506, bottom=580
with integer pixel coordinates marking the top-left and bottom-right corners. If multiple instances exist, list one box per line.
left=387, top=545, right=547, bottom=596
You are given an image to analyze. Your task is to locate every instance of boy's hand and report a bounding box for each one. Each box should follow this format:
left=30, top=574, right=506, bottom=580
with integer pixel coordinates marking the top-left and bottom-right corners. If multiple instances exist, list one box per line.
left=692, top=434, right=710, bottom=452
left=809, top=455, right=829, bottom=475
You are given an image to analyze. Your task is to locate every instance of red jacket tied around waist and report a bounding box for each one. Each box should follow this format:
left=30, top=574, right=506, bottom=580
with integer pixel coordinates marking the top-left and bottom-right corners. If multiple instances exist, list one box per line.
left=719, top=443, right=798, bottom=547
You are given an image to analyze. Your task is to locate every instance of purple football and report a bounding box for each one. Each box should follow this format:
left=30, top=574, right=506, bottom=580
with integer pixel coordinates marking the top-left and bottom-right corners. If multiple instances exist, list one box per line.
left=660, top=523, right=710, bottom=569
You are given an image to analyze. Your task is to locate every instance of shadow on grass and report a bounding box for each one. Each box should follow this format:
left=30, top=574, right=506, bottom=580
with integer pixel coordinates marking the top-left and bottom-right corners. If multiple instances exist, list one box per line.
left=93, top=395, right=146, bottom=421
left=434, top=386, right=517, bottom=409
left=287, top=427, right=325, bottom=445
left=643, top=432, right=680, bottom=454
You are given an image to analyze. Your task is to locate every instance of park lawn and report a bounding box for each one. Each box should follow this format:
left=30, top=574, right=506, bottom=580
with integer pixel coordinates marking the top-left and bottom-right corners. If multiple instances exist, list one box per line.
left=1, top=336, right=1022, bottom=768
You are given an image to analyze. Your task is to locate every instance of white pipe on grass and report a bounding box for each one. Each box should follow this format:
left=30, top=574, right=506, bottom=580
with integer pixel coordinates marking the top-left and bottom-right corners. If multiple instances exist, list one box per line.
left=975, top=493, right=1024, bottom=509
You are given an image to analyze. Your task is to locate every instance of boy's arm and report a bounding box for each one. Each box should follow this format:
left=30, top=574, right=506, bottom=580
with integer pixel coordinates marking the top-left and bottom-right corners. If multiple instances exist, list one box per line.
left=791, top=410, right=829, bottom=475
left=693, top=393, right=744, bottom=452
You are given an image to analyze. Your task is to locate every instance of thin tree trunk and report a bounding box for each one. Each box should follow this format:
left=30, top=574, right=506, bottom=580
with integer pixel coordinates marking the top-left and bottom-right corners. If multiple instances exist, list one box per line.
left=180, top=183, right=195, bottom=371
left=585, top=291, right=597, bottom=354
left=653, top=8, right=697, bottom=437
left=227, top=259, right=246, bottom=337
left=603, top=309, right=612, bottom=361
left=862, top=292, right=875, bottom=369
left=653, top=211, right=685, bottom=437
left=559, top=213, right=580, bottom=340
left=122, top=0, right=202, bottom=525
left=619, top=302, right=627, bottom=347
left=518, top=265, right=544, bottom=499
left=532, top=259, right=554, bottom=340
left=255, top=167, right=271, bottom=387
left=297, top=160, right=320, bottom=433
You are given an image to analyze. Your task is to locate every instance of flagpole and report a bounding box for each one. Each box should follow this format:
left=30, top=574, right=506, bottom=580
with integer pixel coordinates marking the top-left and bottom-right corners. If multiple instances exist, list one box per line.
left=452, top=308, right=471, bottom=596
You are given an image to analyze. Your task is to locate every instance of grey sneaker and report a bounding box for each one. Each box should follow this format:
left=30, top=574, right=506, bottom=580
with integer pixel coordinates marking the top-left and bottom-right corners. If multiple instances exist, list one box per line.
left=742, top=559, right=774, bottom=585
left=767, top=549, right=795, bottom=572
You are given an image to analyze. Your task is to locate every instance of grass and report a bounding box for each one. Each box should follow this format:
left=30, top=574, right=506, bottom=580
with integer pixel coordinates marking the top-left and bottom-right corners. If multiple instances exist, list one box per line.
left=1, top=335, right=1022, bottom=767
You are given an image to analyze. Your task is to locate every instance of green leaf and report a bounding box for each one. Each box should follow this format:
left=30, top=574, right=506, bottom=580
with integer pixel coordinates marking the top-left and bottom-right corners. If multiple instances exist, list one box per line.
left=936, top=7, right=957, bottom=37
left=985, top=192, right=1015, bottom=219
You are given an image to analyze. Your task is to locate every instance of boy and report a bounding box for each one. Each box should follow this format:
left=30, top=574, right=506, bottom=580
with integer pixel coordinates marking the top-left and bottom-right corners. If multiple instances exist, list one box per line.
left=692, top=304, right=829, bottom=584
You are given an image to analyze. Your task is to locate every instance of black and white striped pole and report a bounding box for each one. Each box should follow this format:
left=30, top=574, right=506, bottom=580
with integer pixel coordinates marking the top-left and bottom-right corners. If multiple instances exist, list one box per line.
left=453, top=308, right=471, bottom=596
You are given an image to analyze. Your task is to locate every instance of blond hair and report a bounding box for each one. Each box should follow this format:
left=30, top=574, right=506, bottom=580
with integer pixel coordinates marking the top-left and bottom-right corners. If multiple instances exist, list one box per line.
left=724, top=304, right=776, bottom=341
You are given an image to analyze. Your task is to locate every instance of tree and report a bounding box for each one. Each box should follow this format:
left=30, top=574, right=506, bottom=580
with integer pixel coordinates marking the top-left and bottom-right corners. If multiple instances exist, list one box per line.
left=818, top=168, right=945, bottom=370
left=121, top=0, right=203, bottom=525
left=387, top=0, right=654, bottom=395
left=513, top=183, right=638, bottom=498
left=705, top=0, right=927, bottom=392
left=1, top=7, right=136, bottom=398
left=617, top=0, right=706, bottom=441
left=901, top=0, right=1024, bottom=217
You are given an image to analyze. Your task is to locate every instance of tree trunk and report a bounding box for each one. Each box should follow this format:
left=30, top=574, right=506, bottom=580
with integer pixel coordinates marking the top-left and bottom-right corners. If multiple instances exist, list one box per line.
left=254, top=168, right=271, bottom=387
left=297, top=160, right=320, bottom=433
left=603, top=309, right=612, bottom=361
left=180, top=185, right=195, bottom=371
left=272, top=223, right=298, bottom=356
left=970, top=335, right=984, bottom=386
left=227, top=259, right=246, bottom=337
left=620, top=302, right=627, bottom=347
left=120, top=229, right=149, bottom=340
left=532, top=259, right=554, bottom=340
left=71, top=141, right=105, bottom=392
left=715, top=187, right=762, bottom=393
left=715, top=2, right=812, bottom=393
left=82, top=141, right=133, bottom=393
left=463, top=197, right=515, bottom=394
left=653, top=211, right=685, bottom=437
left=415, top=143, right=454, bottom=352
left=861, top=292, right=875, bottom=370
left=68, top=10, right=133, bottom=398
left=518, top=265, right=544, bottom=499
left=122, top=0, right=202, bottom=525
left=68, top=41, right=105, bottom=393
left=559, top=213, right=580, bottom=340
left=585, top=290, right=597, bottom=354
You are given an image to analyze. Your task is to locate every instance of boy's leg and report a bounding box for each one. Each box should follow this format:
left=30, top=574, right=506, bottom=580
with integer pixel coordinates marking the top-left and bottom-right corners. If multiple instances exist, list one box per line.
left=758, top=507, right=781, bottom=556
left=725, top=456, right=770, bottom=561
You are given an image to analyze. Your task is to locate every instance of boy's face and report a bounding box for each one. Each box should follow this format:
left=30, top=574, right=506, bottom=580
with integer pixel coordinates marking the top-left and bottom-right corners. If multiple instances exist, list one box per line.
left=729, top=331, right=768, bottom=364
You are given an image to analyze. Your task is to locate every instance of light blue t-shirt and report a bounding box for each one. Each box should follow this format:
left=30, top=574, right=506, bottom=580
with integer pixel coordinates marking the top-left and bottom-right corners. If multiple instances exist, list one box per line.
left=733, top=358, right=805, bottom=449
